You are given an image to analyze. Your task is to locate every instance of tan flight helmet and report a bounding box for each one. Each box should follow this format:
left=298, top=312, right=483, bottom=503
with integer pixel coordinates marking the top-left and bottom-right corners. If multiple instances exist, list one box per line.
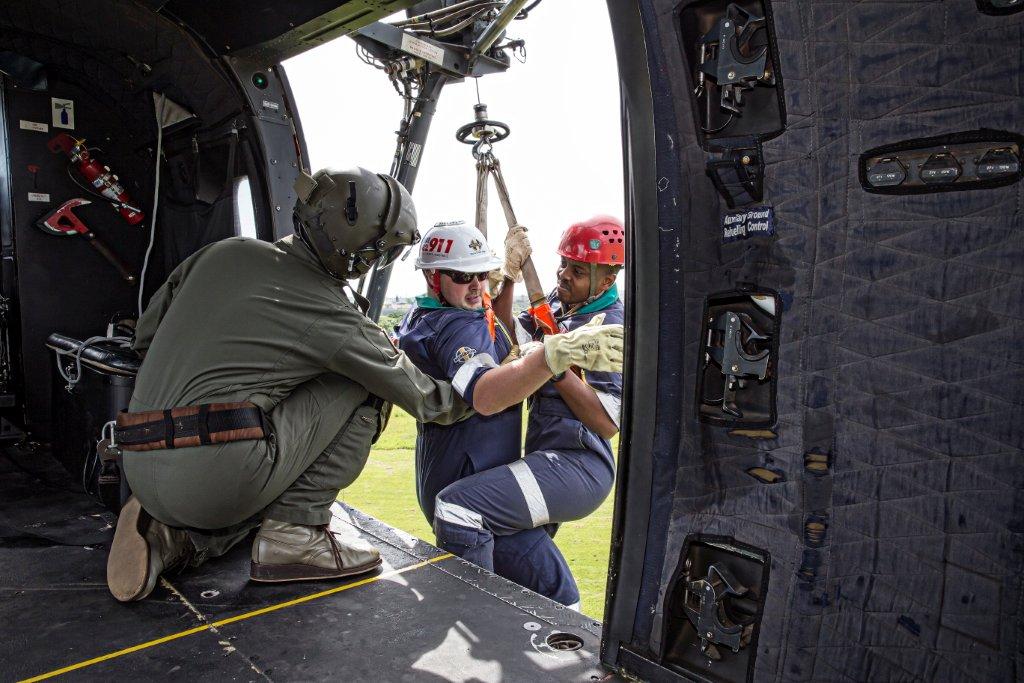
left=292, top=167, right=419, bottom=279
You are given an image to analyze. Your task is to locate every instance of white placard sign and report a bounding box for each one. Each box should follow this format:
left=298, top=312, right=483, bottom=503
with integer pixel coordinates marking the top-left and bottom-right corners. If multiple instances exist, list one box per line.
left=400, top=34, right=445, bottom=67
left=19, top=120, right=48, bottom=133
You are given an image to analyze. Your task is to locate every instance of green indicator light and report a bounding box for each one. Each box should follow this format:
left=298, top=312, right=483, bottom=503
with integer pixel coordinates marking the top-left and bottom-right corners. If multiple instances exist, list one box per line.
left=252, top=72, right=269, bottom=89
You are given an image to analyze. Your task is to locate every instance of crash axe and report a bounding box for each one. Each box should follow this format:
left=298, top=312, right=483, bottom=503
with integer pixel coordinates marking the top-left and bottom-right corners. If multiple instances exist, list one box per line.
left=36, top=198, right=136, bottom=284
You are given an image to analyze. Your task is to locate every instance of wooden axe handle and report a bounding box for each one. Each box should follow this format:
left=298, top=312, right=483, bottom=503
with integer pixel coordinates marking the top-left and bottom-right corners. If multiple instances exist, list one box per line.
left=83, top=232, right=136, bottom=284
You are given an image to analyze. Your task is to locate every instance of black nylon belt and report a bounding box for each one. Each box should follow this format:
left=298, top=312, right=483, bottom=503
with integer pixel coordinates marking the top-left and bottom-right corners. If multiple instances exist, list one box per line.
left=198, top=404, right=211, bottom=445
left=163, top=410, right=176, bottom=449
left=114, top=406, right=265, bottom=446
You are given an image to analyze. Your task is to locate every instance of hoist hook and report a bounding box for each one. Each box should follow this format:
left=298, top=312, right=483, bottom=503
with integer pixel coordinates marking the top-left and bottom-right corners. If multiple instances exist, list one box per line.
left=455, top=102, right=511, bottom=149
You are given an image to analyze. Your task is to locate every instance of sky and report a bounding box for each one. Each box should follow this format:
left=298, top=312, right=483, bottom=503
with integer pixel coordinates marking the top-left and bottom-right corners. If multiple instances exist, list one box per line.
left=283, top=3, right=623, bottom=297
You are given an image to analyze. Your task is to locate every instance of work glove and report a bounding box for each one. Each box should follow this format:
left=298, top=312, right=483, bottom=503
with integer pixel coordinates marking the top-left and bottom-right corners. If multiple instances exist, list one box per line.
left=501, top=225, right=532, bottom=283
left=487, top=268, right=504, bottom=293
left=542, top=313, right=624, bottom=375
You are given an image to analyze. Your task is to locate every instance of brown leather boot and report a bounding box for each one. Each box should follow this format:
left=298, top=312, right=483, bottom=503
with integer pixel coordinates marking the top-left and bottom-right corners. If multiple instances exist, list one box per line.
left=250, top=519, right=382, bottom=582
left=106, top=495, right=193, bottom=602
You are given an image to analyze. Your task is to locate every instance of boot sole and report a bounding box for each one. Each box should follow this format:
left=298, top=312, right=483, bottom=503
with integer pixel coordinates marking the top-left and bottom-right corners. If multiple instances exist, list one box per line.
left=249, top=556, right=383, bottom=583
left=106, top=497, right=154, bottom=602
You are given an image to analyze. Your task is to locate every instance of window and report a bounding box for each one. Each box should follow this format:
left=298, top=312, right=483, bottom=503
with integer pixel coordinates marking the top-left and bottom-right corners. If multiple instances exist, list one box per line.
left=233, top=176, right=258, bottom=239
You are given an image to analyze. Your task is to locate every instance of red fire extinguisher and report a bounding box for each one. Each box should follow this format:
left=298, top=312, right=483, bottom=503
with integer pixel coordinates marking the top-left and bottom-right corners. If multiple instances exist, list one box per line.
left=48, top=133, right=144, bottom=225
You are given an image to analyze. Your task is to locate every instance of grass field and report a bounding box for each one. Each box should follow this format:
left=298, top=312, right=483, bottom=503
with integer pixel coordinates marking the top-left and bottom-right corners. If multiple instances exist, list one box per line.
left=337, top=407, right=616, bottom=619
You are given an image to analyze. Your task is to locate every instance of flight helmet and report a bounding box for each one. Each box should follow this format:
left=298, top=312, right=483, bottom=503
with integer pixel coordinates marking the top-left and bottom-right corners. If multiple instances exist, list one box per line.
left=293, top=167, right=419, bottom=279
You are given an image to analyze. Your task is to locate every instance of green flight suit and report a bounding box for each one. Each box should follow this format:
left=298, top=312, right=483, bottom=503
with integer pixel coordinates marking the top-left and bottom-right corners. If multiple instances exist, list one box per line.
left=124, top=235, right=468, bottom=562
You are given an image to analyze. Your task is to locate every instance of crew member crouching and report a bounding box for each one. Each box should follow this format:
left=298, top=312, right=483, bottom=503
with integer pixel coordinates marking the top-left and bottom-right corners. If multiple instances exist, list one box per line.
left=106, top=168, right=471, bottom=601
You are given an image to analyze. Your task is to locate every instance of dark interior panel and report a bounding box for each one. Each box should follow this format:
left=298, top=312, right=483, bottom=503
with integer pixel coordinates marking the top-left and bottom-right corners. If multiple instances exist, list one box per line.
left=4, top=78, right=155, bottom=436
left=162, top=0, right=346, bottom=52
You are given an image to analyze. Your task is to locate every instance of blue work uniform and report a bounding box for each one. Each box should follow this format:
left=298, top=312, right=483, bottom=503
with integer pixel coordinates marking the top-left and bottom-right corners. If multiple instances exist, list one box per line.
left=398, top=297, right=579, bottom=605
left=432, top=284, right=624, bottom=611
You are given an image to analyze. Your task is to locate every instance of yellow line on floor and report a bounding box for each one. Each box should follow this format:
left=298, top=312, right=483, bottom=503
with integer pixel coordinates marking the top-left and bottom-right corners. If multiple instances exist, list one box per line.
left=20, top=553, right=454, bottom=682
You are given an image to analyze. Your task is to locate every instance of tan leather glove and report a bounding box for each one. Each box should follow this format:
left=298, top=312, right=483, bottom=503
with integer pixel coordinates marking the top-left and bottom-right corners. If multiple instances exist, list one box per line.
left=542, top=313, right=624, bottom=375
left=487, top=269, right=504, bottom=293
left=501, top=225, right=532, bottom=283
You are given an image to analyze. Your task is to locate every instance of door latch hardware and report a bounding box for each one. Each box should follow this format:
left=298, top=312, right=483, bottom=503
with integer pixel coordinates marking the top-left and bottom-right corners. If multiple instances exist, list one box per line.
left=704, top=310, right=771, bottom=418
left=694, top=4, right=773, bottom=118
left=683, top=563, right=753, bottom=656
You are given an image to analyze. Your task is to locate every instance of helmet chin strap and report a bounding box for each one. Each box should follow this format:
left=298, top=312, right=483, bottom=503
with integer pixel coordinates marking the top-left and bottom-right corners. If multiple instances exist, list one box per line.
left=295, top=217, right=315, bottom=252
left=429, top=270, right=449, bottom=306
left=563, top=266, right=610, bottom=317
left=296, top=219, right=342, bottom=279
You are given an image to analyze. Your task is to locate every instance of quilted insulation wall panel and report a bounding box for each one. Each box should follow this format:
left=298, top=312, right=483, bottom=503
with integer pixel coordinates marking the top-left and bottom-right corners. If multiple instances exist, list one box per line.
left=624, top=1, right=1023, bottom=680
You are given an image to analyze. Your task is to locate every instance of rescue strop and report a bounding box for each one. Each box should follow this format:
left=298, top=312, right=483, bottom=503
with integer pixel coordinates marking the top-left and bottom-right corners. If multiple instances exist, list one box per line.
left=456, top=102, right=558, bottom=337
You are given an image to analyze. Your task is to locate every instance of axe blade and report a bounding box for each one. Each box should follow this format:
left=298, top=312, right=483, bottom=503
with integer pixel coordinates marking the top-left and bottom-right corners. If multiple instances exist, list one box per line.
left=37, top=198, right=91, bottom=236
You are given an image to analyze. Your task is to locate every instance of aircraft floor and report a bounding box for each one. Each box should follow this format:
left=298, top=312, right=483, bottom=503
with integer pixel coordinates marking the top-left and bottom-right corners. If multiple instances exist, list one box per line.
left=0, top=446, right=615, bottom=682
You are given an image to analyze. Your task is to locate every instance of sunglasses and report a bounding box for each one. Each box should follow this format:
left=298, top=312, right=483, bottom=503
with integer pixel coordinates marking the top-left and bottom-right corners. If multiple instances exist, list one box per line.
left=440, top=270, right=489, bottom=285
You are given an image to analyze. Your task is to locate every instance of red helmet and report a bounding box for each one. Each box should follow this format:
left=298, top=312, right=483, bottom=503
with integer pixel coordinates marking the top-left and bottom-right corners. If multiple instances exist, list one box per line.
left=556, top=216, right=625, bottom=266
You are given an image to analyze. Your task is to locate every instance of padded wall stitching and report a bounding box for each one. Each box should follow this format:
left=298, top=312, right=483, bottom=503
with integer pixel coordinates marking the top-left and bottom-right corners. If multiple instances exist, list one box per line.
left=772, top=0, right=811, bottom=677
left=810, top=3, right=944, bottom=678
left=785, top=0, right=835, bottom=679
left=805, top=0, right=842, bottom=674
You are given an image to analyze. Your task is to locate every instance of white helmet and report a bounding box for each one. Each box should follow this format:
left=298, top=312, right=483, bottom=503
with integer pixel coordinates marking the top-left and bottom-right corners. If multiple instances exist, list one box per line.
left=414, top=220, right=503, bottom=272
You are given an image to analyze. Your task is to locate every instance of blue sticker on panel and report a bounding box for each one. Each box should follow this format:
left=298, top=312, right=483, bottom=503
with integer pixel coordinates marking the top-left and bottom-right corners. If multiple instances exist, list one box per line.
left=722, top=206, right=775, bottom=243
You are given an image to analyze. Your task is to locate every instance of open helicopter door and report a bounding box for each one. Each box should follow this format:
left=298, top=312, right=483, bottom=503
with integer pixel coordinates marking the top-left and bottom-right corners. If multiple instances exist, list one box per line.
left=604, top=1, right=1023, bottom=681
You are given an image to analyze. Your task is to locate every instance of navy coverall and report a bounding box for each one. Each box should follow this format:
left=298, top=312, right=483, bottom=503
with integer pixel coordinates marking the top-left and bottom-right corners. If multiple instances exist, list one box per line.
left=398, top=298, right=579, bottom=605
left=431, top=286, right=624, bottom=610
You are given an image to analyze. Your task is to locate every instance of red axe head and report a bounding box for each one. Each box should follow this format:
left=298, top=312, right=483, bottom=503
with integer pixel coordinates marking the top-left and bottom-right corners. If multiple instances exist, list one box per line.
left=37, top=198, right=91, bottom=236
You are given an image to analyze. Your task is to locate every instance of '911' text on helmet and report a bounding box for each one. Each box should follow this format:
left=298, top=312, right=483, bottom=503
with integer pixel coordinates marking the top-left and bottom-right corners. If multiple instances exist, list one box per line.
left=414, top=220, right=503, bottom=273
